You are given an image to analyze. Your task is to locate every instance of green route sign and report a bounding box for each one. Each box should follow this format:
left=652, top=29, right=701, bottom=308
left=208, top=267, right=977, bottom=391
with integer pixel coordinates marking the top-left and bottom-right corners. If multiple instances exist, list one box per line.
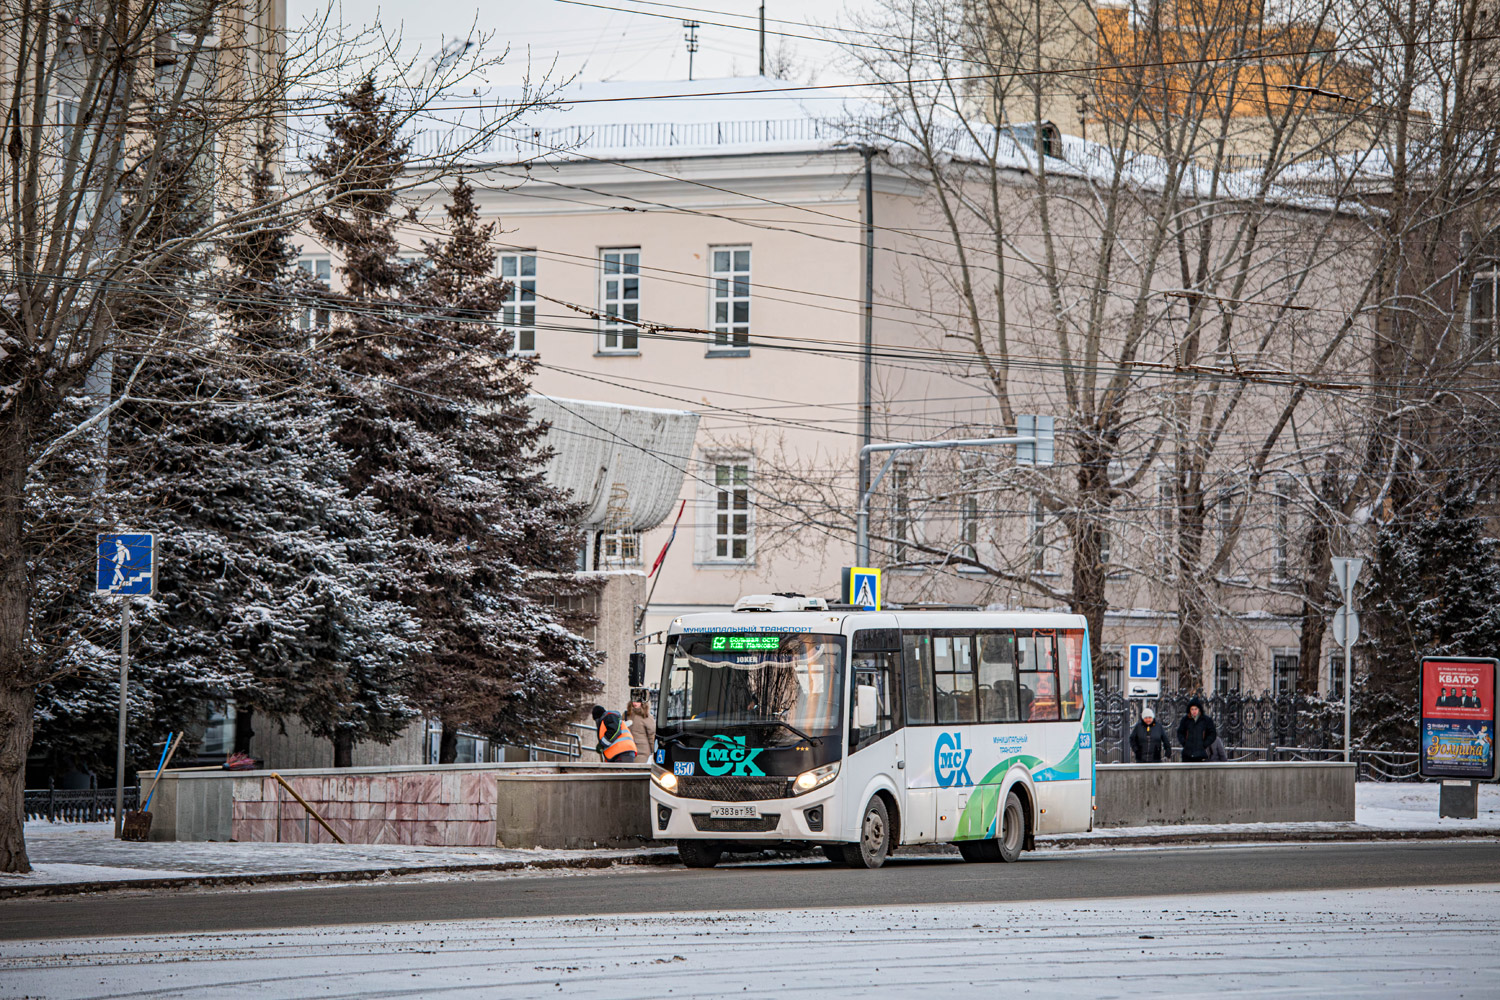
left=709, top=635, right=782, bottom=652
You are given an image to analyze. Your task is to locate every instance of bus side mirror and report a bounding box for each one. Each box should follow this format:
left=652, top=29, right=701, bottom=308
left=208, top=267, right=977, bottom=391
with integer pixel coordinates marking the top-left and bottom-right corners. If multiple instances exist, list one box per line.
left=629, top=652, right=646, bottom=688
left=855, top=685, right=878, bottom=729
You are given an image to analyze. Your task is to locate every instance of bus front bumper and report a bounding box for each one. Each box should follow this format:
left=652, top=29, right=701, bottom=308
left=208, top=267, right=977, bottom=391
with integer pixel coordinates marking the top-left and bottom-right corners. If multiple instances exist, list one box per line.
left=648, top=782, right=840, bottom=842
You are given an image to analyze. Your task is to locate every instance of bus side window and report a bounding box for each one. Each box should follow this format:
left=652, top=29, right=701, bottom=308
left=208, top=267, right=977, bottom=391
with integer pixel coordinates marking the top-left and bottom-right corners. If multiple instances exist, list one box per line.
left=903, top=631, right=935, bottom=725
left=852, top=652, right=898, bottom=745
left=978, top=631, right=1018, bottom=722
left=933, top=635, right=977, bottom=724
left=1058, top=630, right=1086, bottom=721
left=1017, top=631, right=1060, bottom=721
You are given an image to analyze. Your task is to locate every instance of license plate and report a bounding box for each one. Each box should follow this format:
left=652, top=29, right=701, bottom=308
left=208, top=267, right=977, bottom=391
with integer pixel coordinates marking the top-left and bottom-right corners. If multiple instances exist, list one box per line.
left=709, top=804, right=759, bottom=820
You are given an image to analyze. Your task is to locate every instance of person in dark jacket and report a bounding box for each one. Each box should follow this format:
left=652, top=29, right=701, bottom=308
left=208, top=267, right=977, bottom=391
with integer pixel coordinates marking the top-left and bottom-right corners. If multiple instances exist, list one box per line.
left=1177, top=696, right=1218, bottom=762
left=1129, top=706, right=1172, bottom=762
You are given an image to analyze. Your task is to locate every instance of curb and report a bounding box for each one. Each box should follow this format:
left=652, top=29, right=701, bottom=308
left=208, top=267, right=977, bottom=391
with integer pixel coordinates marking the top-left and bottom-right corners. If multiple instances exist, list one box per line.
left=7, top=828, right=1498, bottom=899
left=1040, top=827, right=1500, bottom=849
left=0, top=849, right=680, bottom=901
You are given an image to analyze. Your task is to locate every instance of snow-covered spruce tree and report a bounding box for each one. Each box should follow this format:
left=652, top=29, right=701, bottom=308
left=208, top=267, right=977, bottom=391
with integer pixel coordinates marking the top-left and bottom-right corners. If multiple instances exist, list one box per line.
left=310, top=85, right=599, bottom=764
left=400, top=179, right=599, bottom=762
left=1356, top=481, right=1500, bottom=749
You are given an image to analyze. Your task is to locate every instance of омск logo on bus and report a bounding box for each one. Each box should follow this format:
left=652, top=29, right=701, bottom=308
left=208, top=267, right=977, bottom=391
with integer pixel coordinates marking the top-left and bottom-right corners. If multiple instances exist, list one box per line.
left=934, top=732, right=974, bottom=787
left=699, top=734, right=766, bottom=776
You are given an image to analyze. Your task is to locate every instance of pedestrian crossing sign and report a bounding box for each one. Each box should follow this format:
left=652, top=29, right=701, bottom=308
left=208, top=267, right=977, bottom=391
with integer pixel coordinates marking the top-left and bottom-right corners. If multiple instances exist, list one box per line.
left=842, top=566, right=881, bottom=610
left=96, top=533, right=155, bottom=597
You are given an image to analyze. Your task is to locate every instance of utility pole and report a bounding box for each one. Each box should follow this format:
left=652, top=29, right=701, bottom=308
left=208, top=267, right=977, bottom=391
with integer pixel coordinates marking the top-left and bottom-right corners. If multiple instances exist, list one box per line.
left=114, top=600, right=129, bottom=838
left=1331, top=556, right=1364, bottom=763
left=682, top=21, right=700, bottom=81
left=759, top=3, right=766, bottom=76
left=860, top=147, right=875, bottom=536
left=856, top=436, right=1035, bottom=567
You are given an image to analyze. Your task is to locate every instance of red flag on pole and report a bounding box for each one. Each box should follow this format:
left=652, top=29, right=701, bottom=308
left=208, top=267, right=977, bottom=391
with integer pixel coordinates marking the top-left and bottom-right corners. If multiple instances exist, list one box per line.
left=648, top=500, right=687, bottom=578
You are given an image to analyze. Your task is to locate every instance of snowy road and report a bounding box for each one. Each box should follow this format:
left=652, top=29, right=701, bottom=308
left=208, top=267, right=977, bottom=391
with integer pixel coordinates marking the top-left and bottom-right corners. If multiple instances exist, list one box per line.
left=2, top=883, right=1496, bottom=999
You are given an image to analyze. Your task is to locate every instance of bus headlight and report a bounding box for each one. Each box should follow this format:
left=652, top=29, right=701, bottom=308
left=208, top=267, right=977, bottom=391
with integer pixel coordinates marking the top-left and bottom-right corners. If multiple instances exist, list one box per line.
left=651, top=766, right=679, bottom=793
left=793, top=761, right=840, bottom=794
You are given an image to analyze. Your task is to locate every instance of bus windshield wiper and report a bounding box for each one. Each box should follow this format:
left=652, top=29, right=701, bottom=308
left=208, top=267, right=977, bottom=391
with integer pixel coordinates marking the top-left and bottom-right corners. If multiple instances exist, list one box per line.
left=761, top=719, right=822, bottom=746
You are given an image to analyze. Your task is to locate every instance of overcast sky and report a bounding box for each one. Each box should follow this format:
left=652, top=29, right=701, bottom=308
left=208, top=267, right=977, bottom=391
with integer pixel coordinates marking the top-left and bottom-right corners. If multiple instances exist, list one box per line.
left=292, top=0, right=870, bottom=88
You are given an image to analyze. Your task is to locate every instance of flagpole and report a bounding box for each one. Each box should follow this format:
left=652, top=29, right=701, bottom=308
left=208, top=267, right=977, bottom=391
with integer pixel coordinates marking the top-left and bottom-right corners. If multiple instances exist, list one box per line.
left=636, top=500, right=686, bottom=632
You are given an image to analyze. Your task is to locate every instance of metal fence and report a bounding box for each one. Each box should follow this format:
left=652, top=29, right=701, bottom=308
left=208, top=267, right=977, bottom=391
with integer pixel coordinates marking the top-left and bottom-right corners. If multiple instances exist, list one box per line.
left=1096, top=690, right=1425, bottom=780
left=24, top=786, right=139, bottom=822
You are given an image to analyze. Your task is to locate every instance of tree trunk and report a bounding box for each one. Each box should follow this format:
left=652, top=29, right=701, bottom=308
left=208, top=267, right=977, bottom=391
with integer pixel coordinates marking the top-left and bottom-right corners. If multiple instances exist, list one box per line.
left=1297, top=518, right=1334, bottom=698
left=233, top=706, right=255, bottom=755
left=438, top=721, right=458, bottom=765
left=0, top=415, right=35, bottom=872
left=1175, top=492, right=1208, bottom=690
left=332, top=731, right=354, bottom=768
left=1070, top=449, right=1110, bottom=686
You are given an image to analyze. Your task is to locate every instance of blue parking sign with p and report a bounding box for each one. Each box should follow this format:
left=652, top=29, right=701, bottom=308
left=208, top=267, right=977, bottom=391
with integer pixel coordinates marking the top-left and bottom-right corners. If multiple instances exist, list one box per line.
left=96, top=533, right=155, bottom=597
left=1129, top=644, right=1159, bottom=678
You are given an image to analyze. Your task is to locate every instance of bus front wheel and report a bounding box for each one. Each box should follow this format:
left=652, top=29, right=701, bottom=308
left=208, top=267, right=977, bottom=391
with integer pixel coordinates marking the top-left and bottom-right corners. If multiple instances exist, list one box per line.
left=678, top=840, right=723, bottom=868
left=842, top=796, right=891, bottom=869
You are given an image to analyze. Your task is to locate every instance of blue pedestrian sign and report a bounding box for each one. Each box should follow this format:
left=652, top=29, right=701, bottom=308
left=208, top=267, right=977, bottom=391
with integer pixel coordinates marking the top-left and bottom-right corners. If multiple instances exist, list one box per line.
left=841, top=566, right=882, bottom=610
left=1127, top=643, right=1160, bottom=697
left=96, top=533, right=155, bottom=597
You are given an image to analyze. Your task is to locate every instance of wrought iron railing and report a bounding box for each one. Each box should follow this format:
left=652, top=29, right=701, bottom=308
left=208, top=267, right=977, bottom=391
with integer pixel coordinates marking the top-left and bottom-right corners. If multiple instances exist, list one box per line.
left=24, top=786, right=139, bottom=822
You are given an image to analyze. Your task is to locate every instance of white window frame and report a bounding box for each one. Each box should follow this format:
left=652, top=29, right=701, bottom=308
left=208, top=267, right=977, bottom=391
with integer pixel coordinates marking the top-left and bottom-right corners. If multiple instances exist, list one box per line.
left=599, top=248, right=641, bottom=353
left=1272, top=483, right=1291, bottom=581
left=1272, top=648, right=1301, bottom=697
left=708, top=245, right=751, bottom=352
left=699, top=457, right=754, bottom=564
left=1327, top=649, right=1348, bottom=701
left=891, top=467, right=912, bottom=564
left=598, top=527, right=642, bottom=568
left=1469, top=262, right=1498, bottom=361
left=1214, top=649, right=1243, bottom=694
left=958, top=491, right=979, bottom=562
left=297, top=256, right=332, bottom=331
left=499, top=252, right=537, bottom=355
left=1029, top=496, right=1055, bottom=575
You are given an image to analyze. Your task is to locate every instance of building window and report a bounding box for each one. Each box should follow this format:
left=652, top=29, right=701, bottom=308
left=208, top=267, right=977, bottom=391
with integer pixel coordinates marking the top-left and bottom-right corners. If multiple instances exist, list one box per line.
left=1216, top=488, right=1240, bottom=551
left=709, top=246, right=750, bottom=350
left=1016, top=414, right=1055, bottom=466
left=1273, top=650, right=1300, bottom=697
left=1214, top=651, right=1242, bottom=694
left=1030, top=497, right=1048, bottom=573
left=600, top=249, right=640, bottom=353
left=297, top=256, right=331, bottom=330
left=1272, top=485, right=1290, bottom=580
left=958, top=492, right=979, bottom=560
left=598, top=528, right=641, bottom=568
left=499, top=253, right=537, bottom=354
left=1098, top=646, right=1123, bottom=694
left=1099, top=528, right=1112, bottom=566
left=1327, top=650, right=1349, bottom=700
left=712, top=461, right=751, bottom=561
left=891, top=468, right=911, bottom=563
left=1158, top=471, right=1174, bottom=571
left=1470, top=264, right=1498, bottom=361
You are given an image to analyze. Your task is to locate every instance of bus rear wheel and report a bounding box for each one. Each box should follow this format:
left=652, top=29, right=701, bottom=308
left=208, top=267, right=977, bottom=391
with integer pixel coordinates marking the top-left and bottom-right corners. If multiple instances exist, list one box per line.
left=956, top=790, right=1027, bottom=863
left=678, top=840, right=723, bottom=868
left=842, top=796, right=891, bottom=869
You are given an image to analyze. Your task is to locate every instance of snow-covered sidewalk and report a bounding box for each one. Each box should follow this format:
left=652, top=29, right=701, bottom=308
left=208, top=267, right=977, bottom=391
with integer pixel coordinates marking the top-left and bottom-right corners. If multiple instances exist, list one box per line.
left=0, top=820, right=675, bottom=893
left=4, top=884, right=1497, bottom=999
left=6, top=782, right=1496, bottom=895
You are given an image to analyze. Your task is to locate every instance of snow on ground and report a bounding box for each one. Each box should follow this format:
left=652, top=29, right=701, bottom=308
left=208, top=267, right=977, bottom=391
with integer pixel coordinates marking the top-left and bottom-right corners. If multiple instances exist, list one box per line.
left=0, top=821, right=673, bottom=888
left=2, top=884, right=1497, bottom=999
left=7, top=783, right=1496, bottom=890
left=1355, top=781, right=1500, bottom=828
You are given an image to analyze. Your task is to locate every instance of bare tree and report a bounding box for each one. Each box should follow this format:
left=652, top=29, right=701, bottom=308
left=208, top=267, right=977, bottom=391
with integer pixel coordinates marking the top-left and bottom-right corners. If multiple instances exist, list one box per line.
left=0, top=0, right=559, bottom=872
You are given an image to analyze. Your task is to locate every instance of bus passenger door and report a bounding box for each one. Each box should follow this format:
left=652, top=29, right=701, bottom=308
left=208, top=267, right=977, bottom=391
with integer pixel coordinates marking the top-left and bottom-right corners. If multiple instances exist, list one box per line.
left=847, top=622, right=904, bottom=840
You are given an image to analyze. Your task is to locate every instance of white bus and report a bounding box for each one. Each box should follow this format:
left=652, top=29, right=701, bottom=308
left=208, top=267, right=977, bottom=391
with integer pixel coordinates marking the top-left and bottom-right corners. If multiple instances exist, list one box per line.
left=648, top=596, right=1095, bottom=868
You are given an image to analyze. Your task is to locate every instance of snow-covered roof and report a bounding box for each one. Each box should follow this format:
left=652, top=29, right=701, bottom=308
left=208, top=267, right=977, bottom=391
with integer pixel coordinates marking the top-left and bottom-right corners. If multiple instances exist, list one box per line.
left=289, top=77, right=866, bottom=168
left=528, top=394, right=699, bottom=531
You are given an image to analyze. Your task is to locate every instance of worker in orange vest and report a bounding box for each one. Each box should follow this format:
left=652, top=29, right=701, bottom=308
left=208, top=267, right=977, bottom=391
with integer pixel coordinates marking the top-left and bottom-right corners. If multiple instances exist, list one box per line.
left=593, top=704, right=638, bottom=762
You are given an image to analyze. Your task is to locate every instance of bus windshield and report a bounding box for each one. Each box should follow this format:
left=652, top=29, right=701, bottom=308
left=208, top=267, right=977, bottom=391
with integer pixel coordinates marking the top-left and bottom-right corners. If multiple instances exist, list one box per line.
left=660, top=633, right=845, bottom=741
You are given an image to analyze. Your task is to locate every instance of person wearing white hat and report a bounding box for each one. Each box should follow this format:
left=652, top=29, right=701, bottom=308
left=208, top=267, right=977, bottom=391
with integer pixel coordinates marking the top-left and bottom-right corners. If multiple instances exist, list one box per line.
left=1129, top=705, right=1172, bottom=762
